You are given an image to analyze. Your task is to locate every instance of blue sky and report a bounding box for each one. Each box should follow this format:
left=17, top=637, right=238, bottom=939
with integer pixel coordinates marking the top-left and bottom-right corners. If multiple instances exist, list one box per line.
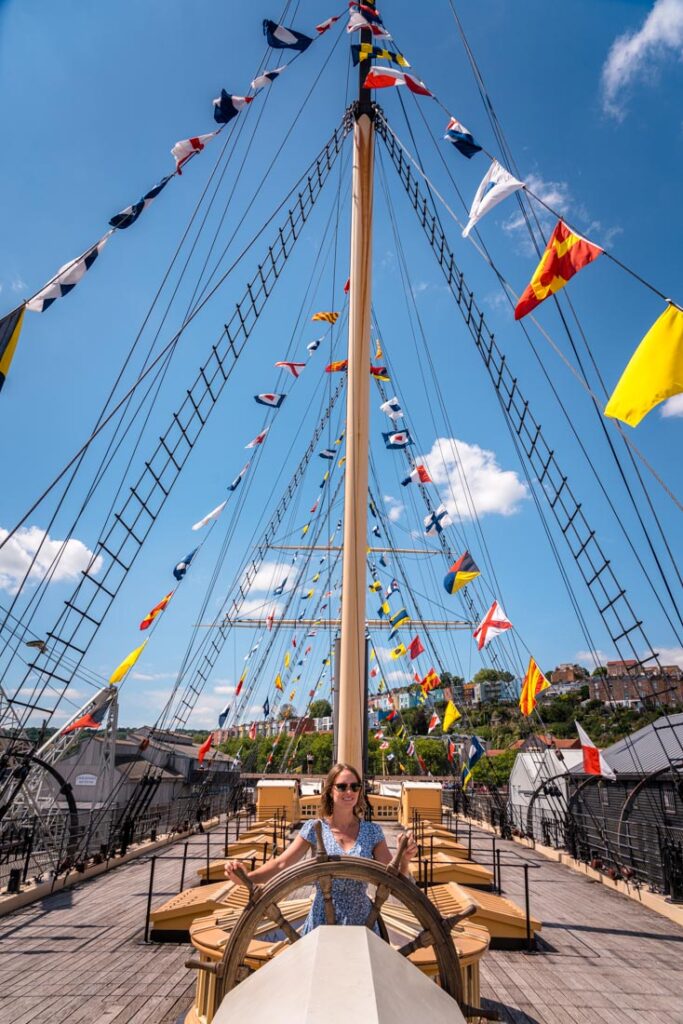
left=0, top=1, right=682, bottom=730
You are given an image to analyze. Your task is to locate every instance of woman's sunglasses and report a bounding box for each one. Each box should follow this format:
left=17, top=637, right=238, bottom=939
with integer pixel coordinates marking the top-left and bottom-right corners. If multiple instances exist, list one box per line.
left=334, top=782, right=361, bottom=792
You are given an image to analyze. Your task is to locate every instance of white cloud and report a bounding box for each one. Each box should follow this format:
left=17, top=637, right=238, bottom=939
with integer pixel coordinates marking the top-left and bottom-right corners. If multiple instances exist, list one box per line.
left=602, top=0, right=683, bottom=118
left=661, top=394, right=683, bottom=417
left=575, top=646, right=683, bottom=671
left=247, top=560, right=293, bottom=594
left=654, top=646, right=683, bottom=668
left=10, top=276, right=26, bottom=293
left=214, top=684, right=236, bottom=695
left=382, top=494, right=404, bottom=523
left=0, top=525, right=103, bottom=595
left=420, top=437, right=527, bottom=520
left=238, top=597, right=285, bottom=618
left=575, top=649, right=612, bottom=668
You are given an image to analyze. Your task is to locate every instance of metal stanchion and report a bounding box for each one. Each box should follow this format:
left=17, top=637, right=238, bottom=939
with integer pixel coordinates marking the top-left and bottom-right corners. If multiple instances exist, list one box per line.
left=206, top=831, right=211, bottom=879
left=524, top=863, right=532, bottom=951
left=179, top=842, right=189, bottom=892
left=143, top=856, right=157, bottom=943
left=491, top=836, right=497, bottom=891
left=467, top=821, right=472, bottom=860
left=496, top=849, right=502, bottom=894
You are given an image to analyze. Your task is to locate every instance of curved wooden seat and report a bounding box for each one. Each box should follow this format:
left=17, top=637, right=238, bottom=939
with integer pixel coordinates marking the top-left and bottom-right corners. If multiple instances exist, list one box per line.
left=409, top=852, right=494, bottom=888
left=428, top=882, right=542, bottom=948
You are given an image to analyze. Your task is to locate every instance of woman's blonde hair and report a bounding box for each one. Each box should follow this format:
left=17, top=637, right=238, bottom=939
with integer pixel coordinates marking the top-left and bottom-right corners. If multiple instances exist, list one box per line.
left=320, top=763, right=367, bottom=819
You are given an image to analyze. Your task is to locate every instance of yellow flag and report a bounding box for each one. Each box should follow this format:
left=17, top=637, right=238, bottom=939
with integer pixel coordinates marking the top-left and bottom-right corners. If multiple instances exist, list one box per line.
left=289, top=689, right=296, bottom=700
left=605, top=304, right=683, bottom=426
left=274, top=673, right=283, bottom=691
left=519, top=656, right=551, bottom=716
left=369, top=580, right=382, bottom=592
left=443, top=700, right=461, bottom=731
left=284, top=652, right=290, bottom=669
left=375, top=338, right=383, bottom=359
left=390, top=643, right=407, bottom=659
left=109, top=640, right=147, bottom=684
left=338, top=456, right=346, bottom=467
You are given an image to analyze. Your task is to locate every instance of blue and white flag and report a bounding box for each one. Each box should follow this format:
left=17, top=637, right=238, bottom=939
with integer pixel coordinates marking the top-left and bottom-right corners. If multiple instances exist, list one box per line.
left=424, top=504, right=452, bottom=536
left=307, top=336, right=323, bottom=354
left=109, top=176, right=173, bottom=230
left=444, top=117, right=482, bottom=159
left=263, top=19, right=313, bottom=51
left=27, top=234, right=111, bottom=312
left=386, top=579, right=400, bottom=597
left=380, top=396, right=403, bottom=421
left=228, top=461, right=250, bottom=491
left=379, top=553, right=388, bottom=568
left=319, top=449, right=336, bottom=460
left=274, top=578, right=288, bottom=596
left=255, top=393, right=286, bottom=408
left=383, top=430, right=413, bottom=449
left=213, top=90, right=253, bottom=124
left=173, top=548, right=198, bottom=581
left=218, top=703, right=230, bottom=729
left=263, top=697, right=270, bottom=719
left=251, top=65, right=286, bottom=91
left=372, top=525, right=381, bottom=538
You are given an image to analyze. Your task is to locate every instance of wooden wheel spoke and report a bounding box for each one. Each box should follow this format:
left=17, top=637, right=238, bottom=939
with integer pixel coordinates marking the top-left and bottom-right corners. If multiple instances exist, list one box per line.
left=364, top=882, right=390, bottom=930
left=318, top=875, right=337, bottom=925
left=397, top=926, right=434, bottom=958
left=265, top=901, right=301, bottom=944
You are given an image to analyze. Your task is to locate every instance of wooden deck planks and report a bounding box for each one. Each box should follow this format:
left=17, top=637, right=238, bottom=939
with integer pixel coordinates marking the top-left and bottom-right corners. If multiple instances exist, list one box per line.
left=0, top=818, right=682, bottom=1022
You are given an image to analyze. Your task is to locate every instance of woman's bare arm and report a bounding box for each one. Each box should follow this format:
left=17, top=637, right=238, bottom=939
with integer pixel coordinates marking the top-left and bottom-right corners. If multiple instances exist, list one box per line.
left=225, top=833, right=312, bottom=886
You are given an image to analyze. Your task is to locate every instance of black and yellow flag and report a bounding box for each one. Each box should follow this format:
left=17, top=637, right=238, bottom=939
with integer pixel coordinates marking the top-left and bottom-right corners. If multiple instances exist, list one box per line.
left=0, top=305, right=26, bottom=392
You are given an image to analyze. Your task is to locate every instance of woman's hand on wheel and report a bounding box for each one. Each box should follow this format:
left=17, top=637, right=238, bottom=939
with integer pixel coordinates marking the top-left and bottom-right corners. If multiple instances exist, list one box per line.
left=401, top=829, right=419, bottom=865
left=224, top=859, right=248, bottom=885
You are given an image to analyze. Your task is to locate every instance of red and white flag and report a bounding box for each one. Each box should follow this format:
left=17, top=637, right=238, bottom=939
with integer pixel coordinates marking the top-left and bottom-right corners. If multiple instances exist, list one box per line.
left=316, top=14, right=340, bottom=33
left=347, top=11, right=391, bottom=37
left=245, top=427, right=269, bottom=449
left=275, top=360, right=306, bottom=378
left=171, top=132, right=218, bottom=174
left=428, top=711, right=441, bottom=734
left=575, top=721, right=616, bottom=781
left=248, top=722, right=257, bottom=740
left=473, top=600, right=512, bottom=650
left=363, top=67, right=432, bottom=96
left=401, top=464, right=432, bottom=487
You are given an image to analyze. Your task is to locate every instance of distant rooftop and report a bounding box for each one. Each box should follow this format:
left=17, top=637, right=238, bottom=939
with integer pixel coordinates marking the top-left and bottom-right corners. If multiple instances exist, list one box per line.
left=596, top=713, right=683, bottom=775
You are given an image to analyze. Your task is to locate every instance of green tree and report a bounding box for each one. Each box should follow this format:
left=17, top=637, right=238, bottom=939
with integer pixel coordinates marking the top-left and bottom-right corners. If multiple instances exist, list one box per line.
left=591, top=666, right=607, bottom=677
left=309, top=699, right=332, bottom=719
left=472, top=668, right=514, bottom=684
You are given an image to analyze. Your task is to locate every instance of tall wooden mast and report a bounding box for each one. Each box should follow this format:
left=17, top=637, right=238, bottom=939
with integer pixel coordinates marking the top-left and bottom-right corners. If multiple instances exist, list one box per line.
left=337, top=21, right=375, bottom=772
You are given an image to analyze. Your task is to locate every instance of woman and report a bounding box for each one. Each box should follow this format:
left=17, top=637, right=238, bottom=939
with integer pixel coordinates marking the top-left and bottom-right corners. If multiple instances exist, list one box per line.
left=224, top=763, right=418, bottom=933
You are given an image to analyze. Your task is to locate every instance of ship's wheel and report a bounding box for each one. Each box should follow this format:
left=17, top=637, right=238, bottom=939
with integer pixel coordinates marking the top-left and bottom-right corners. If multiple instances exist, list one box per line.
left=200, top=822, right=491, bottom=1018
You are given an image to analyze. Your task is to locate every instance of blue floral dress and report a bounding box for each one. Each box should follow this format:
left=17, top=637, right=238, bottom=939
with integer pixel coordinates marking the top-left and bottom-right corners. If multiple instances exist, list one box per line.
left=298, top=818, right=386, bottom=935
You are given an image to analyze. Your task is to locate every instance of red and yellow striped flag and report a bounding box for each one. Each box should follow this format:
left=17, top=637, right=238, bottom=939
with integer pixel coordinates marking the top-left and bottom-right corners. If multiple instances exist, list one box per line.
left=519, top=657, right=551, bottom=716
left=312, top=311, right=339, bottom=324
